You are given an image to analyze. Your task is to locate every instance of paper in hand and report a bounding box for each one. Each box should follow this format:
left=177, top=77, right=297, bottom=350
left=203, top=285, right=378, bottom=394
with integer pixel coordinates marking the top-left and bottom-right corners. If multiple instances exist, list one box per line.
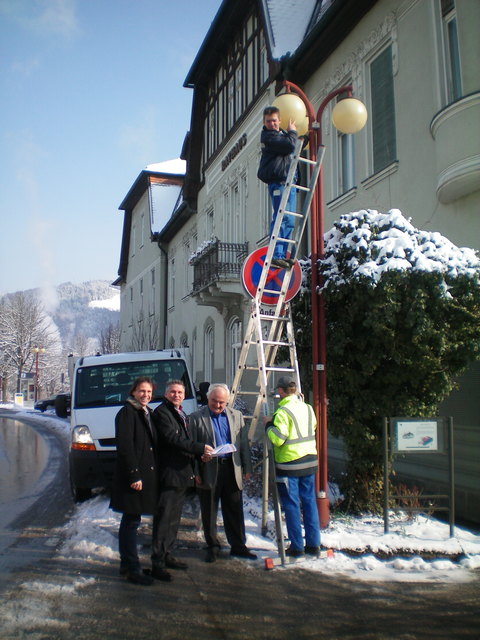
left=211, top=443, right=237, bottom=456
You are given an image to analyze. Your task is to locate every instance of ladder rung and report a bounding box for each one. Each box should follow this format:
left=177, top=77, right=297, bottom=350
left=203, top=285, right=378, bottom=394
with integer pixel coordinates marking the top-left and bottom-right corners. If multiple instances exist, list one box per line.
left=258, top=314, right=289, bottom=321
left=299, top=156, right=317, bottom=166
left=276, top=237, right=297, bottom=244
left=295, top=184, right=311, bottom=193
left=263, top=286, right=292, bottom=296
left=263, top=287, right=288, bottom=295
left=262, top=340, right=290, bottom=346
left=233, top=390, right=262, bottom=396
left=265, top=366, right=295, bottom=373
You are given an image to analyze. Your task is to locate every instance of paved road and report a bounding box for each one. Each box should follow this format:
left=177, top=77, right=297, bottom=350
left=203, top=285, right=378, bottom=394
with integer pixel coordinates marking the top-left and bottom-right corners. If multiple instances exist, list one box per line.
left=0, top=411, right=73, bottom=577
left=0, top=410, right=479, bottom=640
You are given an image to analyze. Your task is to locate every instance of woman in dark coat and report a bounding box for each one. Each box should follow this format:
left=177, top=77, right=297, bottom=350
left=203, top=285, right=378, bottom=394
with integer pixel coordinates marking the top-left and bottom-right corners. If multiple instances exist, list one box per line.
left=110, top=376, right=158, bottom=585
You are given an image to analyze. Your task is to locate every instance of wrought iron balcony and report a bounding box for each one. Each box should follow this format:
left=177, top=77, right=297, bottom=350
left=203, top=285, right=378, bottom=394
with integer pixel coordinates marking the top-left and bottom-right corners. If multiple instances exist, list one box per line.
left=190, top=239, right=248, bottom=294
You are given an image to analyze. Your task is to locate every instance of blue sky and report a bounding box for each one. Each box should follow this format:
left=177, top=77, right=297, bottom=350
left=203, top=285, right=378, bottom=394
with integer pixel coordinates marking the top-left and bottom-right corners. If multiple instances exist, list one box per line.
left=0, top=0, right=222, bottom=296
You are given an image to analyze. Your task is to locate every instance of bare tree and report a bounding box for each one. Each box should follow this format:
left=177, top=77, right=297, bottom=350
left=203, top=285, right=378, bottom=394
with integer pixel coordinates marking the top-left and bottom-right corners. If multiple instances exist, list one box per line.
left=100, top=321, right=121, bottom=354
left=71, top=332, right=97, bottom=357
left=129, top=312, right=161, bottom=351
left=0, top=292, right=57, bottom=394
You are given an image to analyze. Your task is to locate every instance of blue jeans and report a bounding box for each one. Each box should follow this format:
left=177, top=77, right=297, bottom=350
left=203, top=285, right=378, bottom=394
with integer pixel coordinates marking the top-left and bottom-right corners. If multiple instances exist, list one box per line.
left=268, top=182, right=296, bottom=259
left=119, top=513, right=142, bottom=571
left=276, top=474, right=320, bottom=551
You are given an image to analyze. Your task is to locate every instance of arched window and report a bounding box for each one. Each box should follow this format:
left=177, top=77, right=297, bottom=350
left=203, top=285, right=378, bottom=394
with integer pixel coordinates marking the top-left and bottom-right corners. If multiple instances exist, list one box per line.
left=204, top=325, right=214, bottom=383
left=192, top=329, right=197, bottom=384
left=227, top=316, right=242, bottom=386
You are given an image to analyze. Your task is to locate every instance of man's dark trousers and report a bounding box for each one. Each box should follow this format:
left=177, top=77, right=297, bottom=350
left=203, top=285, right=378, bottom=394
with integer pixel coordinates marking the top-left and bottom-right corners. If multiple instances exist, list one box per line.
left=151, top=486, right=186, bottom=567
left=197, top=457, right=246, bottom=552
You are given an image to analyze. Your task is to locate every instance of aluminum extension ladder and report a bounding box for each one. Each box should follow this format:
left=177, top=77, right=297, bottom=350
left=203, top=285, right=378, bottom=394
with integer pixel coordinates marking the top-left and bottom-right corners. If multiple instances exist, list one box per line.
left=229, top=139, right=325, bottom=557
left=230, top=138, right=325, bottom=439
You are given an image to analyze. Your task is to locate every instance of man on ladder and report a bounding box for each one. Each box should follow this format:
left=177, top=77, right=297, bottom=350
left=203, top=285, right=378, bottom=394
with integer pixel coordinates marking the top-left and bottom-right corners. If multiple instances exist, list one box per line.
left=265, top=376, right=321, bottom=558
left=257, top=105, right=299, bottom=270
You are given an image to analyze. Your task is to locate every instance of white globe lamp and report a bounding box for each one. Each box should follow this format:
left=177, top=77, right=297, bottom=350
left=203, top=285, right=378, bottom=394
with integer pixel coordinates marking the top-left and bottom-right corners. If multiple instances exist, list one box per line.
left=272, top=93, right=309, bottom=136
left=331, top=98, right=368, bottom=134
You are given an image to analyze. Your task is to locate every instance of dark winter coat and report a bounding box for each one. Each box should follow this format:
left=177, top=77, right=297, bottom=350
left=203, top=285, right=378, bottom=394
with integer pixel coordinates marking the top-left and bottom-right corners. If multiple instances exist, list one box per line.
left=257, top=126, right=298, bottom=185
left=110, top=398, right=158, bottom=515
left=153, top=398, right=205, bottom=488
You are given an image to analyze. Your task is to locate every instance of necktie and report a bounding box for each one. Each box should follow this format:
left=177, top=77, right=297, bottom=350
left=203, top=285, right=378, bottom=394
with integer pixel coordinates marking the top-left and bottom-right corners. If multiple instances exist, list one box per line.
left=176, top=407, right=189, bottom=435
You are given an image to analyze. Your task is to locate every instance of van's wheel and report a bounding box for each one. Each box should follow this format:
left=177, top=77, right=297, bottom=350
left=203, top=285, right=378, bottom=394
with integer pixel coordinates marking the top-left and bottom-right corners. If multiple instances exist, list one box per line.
left=70, top=476, right=92, bottom=502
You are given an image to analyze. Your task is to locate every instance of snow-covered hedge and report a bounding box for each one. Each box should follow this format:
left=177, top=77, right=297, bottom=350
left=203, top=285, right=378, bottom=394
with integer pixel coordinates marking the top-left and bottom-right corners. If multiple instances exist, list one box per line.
left=320, top=208, right=480, bottom=290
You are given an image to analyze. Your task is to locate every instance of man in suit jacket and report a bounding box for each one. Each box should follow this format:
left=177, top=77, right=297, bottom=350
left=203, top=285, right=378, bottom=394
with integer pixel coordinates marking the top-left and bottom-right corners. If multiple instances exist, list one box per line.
left=189, top=383, right=257, bottom=562
left=151, top=380, right=213, bottom=581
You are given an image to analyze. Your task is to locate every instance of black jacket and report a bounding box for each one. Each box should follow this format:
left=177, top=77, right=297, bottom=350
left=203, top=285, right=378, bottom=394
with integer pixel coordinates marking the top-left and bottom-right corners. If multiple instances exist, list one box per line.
left=110, top=398, right=158, bottom=515
left=257, top=126, right=298, bottom=184
left=153, top=398, right=205, bottom=488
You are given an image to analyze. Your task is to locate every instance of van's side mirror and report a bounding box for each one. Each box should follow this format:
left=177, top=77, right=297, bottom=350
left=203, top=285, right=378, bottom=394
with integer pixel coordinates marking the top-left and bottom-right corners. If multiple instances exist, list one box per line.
left=196, top=382, right=210, bottom=406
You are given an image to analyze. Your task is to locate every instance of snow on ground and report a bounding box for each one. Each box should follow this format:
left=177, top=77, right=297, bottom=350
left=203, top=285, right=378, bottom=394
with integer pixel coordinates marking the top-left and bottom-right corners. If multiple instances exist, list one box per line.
left=3, top=406, right=480, bottom=584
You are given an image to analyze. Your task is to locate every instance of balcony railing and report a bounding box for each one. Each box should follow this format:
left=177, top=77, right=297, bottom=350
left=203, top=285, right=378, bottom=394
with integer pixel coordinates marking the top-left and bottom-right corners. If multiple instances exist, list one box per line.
left=191, top=240, right=249, bottom=293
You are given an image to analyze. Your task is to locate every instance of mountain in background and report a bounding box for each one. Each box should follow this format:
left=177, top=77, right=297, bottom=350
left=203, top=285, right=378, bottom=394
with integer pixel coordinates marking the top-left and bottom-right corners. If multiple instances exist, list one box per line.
left=51, top=280, right=120, bottom=350
left=3, top=280, right=121, bottom=352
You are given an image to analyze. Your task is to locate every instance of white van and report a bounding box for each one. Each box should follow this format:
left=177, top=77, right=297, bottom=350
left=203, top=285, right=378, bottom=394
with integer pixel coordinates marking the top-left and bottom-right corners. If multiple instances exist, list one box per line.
left=68, top=349, right=199, bottom=501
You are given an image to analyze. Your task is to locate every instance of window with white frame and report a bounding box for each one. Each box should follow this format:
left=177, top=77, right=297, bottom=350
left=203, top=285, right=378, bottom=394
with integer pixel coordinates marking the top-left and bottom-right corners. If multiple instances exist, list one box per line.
left=369, top=44, right=397, bottom=174
left=206, top=207, right=214, bottom=239
left=224, top=174, right=246, bottom=243
left=183, top=239, right=191, bottom=296
left=192, top=329, right=197, bottom=383
left=130, top=224, right=136, bottom=257
left=149, top=268, right=155, bottom=316
left=140, top=213, right=145, bottom=248
left=441, top=0, right=462, bottom=103
left=235, top=66, right=243, bottom=119
left=204, top=325, right=214, bottom=383
left=260, top=181, right=270, bottom=242
left=260, top=39, right=268, bottom=86
left=334, top=90, right=356, bottom=196
left=129, top=286, right=133, bottom=326
left=168, top=257, right=175, bottom=308
left=228, top=76, right=235, bottom=131
left=227, top=317, right=242, bottom=386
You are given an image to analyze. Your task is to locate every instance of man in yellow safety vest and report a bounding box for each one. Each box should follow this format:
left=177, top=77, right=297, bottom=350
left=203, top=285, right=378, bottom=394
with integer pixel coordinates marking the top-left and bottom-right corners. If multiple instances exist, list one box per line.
left=266, top=376, right=321, bottom=557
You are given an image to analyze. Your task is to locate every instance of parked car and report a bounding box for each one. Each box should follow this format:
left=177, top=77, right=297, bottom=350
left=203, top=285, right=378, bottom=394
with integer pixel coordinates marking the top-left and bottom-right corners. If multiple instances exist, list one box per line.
left=34, top=395, right=57, bottom=412
left=54, top=392, right=71, bottom=418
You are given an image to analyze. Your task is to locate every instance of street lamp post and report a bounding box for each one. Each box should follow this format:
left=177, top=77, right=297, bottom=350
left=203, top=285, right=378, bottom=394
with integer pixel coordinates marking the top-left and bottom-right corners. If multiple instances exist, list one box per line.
left=31, top=347, right=46, bottom=402
left=282, top=80, right=367, bottom=527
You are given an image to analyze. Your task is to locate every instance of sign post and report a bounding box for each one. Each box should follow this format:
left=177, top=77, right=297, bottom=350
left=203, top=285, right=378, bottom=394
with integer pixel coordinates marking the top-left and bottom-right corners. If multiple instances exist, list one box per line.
left=383, top=416, right=455, bottom=537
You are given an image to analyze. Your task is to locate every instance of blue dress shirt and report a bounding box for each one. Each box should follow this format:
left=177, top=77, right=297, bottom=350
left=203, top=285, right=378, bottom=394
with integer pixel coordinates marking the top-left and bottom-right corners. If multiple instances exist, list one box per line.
left=209, top=410, right=232, bottom=456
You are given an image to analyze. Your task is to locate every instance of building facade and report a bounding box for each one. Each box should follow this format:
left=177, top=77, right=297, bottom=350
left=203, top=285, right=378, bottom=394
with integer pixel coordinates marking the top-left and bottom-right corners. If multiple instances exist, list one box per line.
left=115, top=0, right=479, bottom=520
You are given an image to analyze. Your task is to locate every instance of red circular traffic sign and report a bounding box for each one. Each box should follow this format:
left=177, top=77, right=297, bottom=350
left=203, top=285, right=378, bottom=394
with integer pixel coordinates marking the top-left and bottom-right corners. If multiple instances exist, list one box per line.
left=242, top=247, right=302, bottom=306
